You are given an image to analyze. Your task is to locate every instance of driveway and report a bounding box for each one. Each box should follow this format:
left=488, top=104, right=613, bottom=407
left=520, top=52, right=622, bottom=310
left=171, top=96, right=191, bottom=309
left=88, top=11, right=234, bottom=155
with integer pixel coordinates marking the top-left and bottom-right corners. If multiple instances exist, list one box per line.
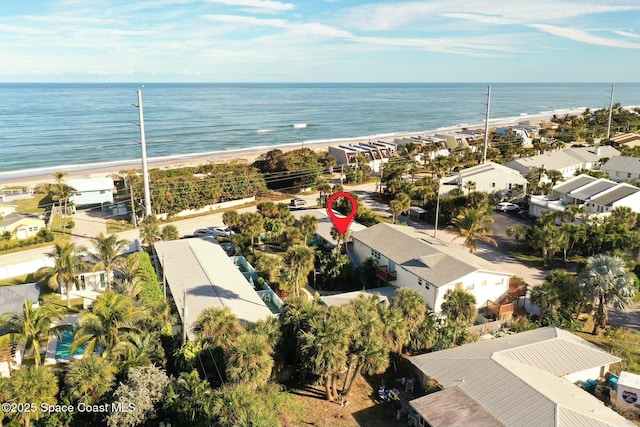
left=609, top=302, right=640, bottom=332
left=71, top=208, right=108, bottom=242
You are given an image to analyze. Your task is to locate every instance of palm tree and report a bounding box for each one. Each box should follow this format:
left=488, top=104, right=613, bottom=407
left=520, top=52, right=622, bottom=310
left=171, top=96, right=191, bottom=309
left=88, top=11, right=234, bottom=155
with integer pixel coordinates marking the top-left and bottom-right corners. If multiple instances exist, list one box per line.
left=113, top=332, right=165, bottom=369
left=379, top=305, right=409, bottom=354
left=506, top=225, right=527, bottom=251
left=440, top=289, right=476, bottom=344
left=298, top=214, right=318, bottom=245
left=65, top=355, right=117, bottom=405
left=578, top=254, right=636, bottom=334
left=139, top=215, right=161, bottom=249
left=0, top=300, right=66, bottom=367
left=211, top=383, right=278, bottom=427
left=161, top=224, right=180, bottom=241
left=90, top=232, right=129, bottom=291
left=530, top=282, right=561, bottom=325
left=254, top=253, right=282, bottom=283
left=166, top=370, right=213, bottom=423
left=2, top=365, right=58, bottom=427
left=240, top=212, right=265, bottom=252
left=222, top=210, right=241, bottom=230
left=390, top=288, right=427, bottom=331
left=451, top=207, right=498, bottom=253
left=389, top=192, right=411, bottom=224
left=299, top=306, right=352, bottom=401
left=341, top=296, right=389, bottom=396
left=192, top=307, right=242, bottom=349
left=226, top=331, right=274, bottom=388
left=283, top=245, right=315, bottom=297
left=546, top=169, right=564, bottom=186
left=463, top=180, right=476, bottom=195
left=37, top=242, right=87, bottom=308
left=72, top=291, right=147, bottom=357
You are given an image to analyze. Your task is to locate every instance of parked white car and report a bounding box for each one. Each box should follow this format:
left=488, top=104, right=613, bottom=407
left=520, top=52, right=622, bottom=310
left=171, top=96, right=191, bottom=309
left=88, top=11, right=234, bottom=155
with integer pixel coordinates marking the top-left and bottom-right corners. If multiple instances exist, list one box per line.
left=495, top=202, right=520, bottom=212
left=207, top=226, right=235, bottom=237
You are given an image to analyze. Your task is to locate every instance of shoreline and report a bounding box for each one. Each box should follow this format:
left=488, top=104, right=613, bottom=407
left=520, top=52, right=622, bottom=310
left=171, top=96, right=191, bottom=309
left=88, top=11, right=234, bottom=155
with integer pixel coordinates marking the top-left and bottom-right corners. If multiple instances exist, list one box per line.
left=0, top=108, right=588, bottom=188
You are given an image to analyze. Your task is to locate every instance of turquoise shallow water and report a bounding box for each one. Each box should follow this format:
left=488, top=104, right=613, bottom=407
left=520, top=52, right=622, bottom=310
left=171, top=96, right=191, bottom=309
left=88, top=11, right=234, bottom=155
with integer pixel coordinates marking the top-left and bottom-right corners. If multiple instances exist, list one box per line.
left=1, top=82, right=639, bottom=175
left=55, top=329, right=85, bottom=359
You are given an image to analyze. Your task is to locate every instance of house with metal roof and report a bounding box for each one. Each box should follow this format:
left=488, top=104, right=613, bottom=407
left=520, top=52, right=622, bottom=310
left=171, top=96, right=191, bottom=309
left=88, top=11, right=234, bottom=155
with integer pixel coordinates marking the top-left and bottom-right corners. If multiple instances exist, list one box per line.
left=602, top=156, right=640, bottom=182
left=409, top=327, right=633, bottom=427
left=505, top=146, right=620, bottom=178
left=328, top=142, right=395, bottom=173
left=529, top=174, right=640, bottom=217
left=67, top=177, right=115, bottom=207
left=154, top=238, right=275, bottom=341
left=610, top=132, right=640, bottom=148
left=351, top=223, right=513, bottom=312
left=440, top=162, right=528, bottom=197
left=0, top=283, right=40, bottom=316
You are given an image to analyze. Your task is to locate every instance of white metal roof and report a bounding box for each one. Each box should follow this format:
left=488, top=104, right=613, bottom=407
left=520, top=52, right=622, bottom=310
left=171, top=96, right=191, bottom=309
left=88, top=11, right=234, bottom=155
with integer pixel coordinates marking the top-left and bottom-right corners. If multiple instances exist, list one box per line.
left=409, top=327, right=631, bottom=427
left=154, top=238, right=273, bottom=340
left=67, top=177, right=114, bottom=192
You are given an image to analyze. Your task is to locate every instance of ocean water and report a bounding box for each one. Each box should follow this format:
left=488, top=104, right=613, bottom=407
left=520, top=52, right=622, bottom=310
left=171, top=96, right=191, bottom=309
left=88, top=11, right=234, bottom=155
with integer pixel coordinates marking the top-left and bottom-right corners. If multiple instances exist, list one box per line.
left=1, top=82, right=639, bottom=177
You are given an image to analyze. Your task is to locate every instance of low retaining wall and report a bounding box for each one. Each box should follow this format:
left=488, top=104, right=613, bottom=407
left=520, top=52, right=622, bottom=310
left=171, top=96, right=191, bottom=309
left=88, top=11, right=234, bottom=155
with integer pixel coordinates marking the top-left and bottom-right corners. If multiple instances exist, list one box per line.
left=156, top=196, right=255, bottom=220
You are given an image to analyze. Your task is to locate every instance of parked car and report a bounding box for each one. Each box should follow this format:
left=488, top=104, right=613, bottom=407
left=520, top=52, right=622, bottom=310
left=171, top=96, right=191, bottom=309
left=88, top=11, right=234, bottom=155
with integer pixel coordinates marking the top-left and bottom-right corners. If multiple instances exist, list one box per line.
left=207, top=226, right=235, bottom=237
left=495, top=202, right=520, bottom=212
left=193, top=228, right=218, bottom=238
left=290, top=198, right=307, bottom=207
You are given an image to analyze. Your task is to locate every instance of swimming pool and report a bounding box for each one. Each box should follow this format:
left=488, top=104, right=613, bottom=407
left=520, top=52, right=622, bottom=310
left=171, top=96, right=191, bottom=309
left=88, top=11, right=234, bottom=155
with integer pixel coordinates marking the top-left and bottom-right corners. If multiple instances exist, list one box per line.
left=55, top=329, right=86, bottom=359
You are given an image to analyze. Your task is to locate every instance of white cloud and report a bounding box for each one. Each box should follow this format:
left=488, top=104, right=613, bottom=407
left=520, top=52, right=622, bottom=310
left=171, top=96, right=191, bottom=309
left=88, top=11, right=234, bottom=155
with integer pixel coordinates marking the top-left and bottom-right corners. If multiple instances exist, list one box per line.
left=204, top=0, right=294, bottom=13
left=343, top=1, right=640, bottom=31
left=530, top=24, right=640, bottom=49
left=613, top=30, right=640, bottom=38
left=202, top=14, right=288, bottom=27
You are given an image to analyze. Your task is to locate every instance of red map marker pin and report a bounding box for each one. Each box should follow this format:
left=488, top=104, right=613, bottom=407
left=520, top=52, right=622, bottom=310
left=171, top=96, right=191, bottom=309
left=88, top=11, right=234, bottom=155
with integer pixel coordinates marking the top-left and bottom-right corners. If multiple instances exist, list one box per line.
left=326, top=192, right=358, bottom=235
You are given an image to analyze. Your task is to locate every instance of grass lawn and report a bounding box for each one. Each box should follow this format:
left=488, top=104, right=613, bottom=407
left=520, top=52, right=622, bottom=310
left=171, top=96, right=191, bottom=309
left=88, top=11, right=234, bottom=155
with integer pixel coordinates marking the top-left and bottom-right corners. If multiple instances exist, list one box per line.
left=0, top=273, right=38, bottom=287
left=14, top=193, right=49, bottom=215
left=41, top=293, right=84, bottom=313
left=107, top=219, right=135, bottom=234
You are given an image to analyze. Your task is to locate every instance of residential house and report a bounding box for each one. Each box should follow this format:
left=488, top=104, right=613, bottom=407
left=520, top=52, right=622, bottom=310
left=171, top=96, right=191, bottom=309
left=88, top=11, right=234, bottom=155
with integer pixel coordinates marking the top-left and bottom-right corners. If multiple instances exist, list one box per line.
left=602, top=156, right=640, bottom=182
left=328, top=143, right=394, bottom=173
left=434, top=130, right=484, bottom=150
left=495, top=124, right=540, bottom=147
left=67, top=177, right=115, bottom=207
left=439, top=162, right=528, bottom=197
left=290, top=208, right=366, bottom=249
left=320, top=286, right=397, bottom=307
left=394, top=136, right=449, bottom=163
left=0, top=283, right=40, bottom=316
left=529, top=174, right=640, bottom=217
left=610, top=132, right=640, bottom=148
left=408, top=327, right=632, bottom=427
left=350, top=223, right=513, bottom=313
left=0, top=206, right=45, bottom=240
left=154, top=238, right=275, bottom=341
left=505, top=145, right=620, bottom=179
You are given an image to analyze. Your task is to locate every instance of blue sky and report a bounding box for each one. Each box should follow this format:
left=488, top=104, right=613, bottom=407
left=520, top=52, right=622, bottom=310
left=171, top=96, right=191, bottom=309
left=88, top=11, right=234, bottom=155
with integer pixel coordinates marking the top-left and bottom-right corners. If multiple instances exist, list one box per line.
left=2, top=0, right=640, bottom=82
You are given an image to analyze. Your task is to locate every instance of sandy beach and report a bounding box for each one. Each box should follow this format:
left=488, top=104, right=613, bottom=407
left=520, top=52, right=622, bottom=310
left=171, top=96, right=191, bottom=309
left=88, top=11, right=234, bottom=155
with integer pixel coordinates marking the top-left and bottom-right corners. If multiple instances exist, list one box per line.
left=0, top=109, right=577, bottom=189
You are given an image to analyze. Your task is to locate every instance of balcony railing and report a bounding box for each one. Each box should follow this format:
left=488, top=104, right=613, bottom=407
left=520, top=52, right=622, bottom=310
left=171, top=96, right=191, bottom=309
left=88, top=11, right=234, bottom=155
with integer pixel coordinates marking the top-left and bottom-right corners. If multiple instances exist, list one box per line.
left=376, top=266, right=397, bottom=282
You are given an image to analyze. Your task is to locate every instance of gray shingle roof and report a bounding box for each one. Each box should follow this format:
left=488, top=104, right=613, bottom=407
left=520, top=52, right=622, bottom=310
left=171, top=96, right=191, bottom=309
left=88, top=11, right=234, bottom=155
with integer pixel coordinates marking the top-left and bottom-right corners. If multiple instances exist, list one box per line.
left=553, top=175, right=597, bottom=194
left=568, top=179, right=617, bottom=201
left=590, top=185, right=640, bottom=207
left=409, top=327, right=631, bottom=427
left=409, top=386, right=505, bottom=427
left=0, top=283, right=41, bottom=316
left=351, top=223, right=492, bottom=287
left=602, top=156, right=640, bottom=174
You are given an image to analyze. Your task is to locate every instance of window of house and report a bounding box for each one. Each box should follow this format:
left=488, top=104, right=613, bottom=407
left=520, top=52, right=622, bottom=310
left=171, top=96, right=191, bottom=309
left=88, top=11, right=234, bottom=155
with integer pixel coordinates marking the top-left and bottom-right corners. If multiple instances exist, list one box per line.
left=496, top=279, right=504, bottom=286
left=100, top=190, right=107, bottom=194
left=465, top=283, right=474, bottom=290
left=628, top=173, right=632, bottom=178
left=508, top=183, right=512, bottom=189
left=482, top=280, right=487, bottom=286
left=28, top=226, right=39, bottom=232
left=491, top=182, right=496, bottom=187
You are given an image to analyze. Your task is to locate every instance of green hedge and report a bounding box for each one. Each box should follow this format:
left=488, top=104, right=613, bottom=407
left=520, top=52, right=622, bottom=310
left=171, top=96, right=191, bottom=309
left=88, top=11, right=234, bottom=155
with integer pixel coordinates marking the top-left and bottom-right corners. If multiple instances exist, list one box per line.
left=0, top=229, right=54, bottom=252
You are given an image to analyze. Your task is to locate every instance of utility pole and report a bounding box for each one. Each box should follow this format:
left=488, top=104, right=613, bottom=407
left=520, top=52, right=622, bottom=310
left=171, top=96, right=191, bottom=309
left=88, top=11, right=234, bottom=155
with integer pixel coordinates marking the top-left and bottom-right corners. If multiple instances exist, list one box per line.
left=482, top=85, right=491, bottom=164
left=128, top=178, right=137, bottom=227
left=606, top=84, right=615, bottom=140
left=162, top=254, right=167, bottom=300
left=433, top=176, right=441, bottom=239
left=182, top=289, right=188, bottom=343
left=134, top=89, right=152, bottom=218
